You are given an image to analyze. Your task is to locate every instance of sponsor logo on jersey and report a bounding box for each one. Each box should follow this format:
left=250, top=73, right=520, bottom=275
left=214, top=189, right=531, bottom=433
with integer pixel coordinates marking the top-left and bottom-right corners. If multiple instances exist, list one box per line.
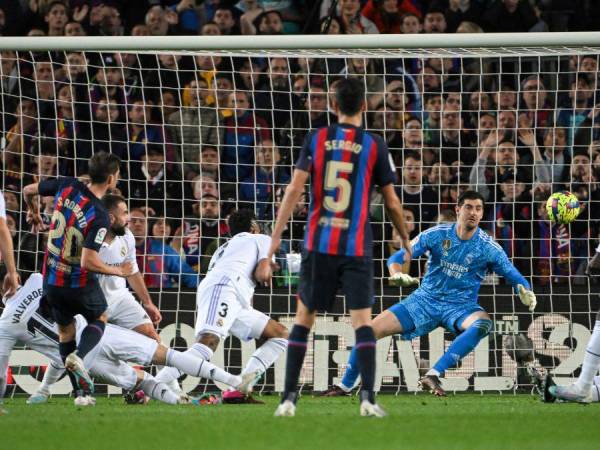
left=120, top=245, right=127, bottom=257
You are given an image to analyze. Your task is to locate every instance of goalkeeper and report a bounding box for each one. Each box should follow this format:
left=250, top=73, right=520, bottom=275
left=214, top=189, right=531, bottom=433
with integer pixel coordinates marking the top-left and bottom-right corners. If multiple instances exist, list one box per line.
left=324, top=190, right=536, bottom=396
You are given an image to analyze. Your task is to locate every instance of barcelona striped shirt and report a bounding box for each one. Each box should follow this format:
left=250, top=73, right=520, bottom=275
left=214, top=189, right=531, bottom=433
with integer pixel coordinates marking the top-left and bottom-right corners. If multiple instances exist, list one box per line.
left=296, top=123, right=396, bottom=257
left=38, top=177, right=110, bottom=288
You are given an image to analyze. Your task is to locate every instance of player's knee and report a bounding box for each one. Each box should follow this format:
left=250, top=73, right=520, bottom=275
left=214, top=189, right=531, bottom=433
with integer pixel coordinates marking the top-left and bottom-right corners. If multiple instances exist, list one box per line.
left=198, top=333, right=220, bottom=352
left=469, top=319, right=493, bottom=338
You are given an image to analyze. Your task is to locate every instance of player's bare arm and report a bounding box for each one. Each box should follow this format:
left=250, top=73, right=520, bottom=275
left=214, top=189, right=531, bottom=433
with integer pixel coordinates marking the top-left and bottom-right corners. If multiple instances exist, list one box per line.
left=381, top=184, right=412, bottom=259
left=257, top=168, right=309, bottom=283
left=23, top=183, right=46, bottom=232
left=127, top=271, right=162, bottom=325
left=81, top=248, right=134, bottom=277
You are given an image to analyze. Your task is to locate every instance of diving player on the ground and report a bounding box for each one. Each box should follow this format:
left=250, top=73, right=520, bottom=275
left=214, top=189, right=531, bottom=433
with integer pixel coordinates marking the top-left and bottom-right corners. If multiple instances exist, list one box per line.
left=0, top=272, right=255, bottom=406
left=323, top=190, right=537, bottom=397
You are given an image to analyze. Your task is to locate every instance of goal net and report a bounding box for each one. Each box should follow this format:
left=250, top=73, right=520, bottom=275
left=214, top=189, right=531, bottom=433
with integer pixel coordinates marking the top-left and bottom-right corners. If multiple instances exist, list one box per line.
left=1, top=34, right=599, bottom=396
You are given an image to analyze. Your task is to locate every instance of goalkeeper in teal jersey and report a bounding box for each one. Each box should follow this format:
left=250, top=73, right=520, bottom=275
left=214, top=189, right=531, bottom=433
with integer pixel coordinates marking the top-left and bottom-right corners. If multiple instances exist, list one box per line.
left=324, top=190, right=537, bottom=396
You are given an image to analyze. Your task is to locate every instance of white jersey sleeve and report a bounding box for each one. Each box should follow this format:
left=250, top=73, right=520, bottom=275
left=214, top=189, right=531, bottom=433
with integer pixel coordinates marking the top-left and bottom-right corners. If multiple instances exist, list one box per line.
left=125, top=230, right=140, bottom=274
left=98, top=229, right=139, bottom=302
left=0, top=191, right=6, bottom=219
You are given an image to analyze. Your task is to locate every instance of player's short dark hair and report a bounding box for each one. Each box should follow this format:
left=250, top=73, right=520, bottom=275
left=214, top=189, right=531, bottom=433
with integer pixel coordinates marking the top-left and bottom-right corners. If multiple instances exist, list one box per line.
left=457, top=190, right=485, bottom=208
left=89, top=152, right=121, bottom=184
left=102, top=193, right=126, bottom=213
left=228, top=209, right=256, bottom=236
left=334, top=78, right=365, bottom=116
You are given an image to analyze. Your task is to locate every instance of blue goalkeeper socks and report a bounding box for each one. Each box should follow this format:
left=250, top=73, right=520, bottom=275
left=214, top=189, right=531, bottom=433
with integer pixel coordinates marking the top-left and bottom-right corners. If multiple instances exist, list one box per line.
left=432, top=319, right=492, bottom=375
left=340, top=346, right=360, bottom=390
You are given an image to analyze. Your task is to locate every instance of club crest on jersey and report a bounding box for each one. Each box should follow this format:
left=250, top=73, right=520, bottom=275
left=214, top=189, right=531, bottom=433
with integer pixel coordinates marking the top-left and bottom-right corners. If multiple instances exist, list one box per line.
left=442, top=239, right=452, bottom=255
left=217, top=319, right=224, bottom=327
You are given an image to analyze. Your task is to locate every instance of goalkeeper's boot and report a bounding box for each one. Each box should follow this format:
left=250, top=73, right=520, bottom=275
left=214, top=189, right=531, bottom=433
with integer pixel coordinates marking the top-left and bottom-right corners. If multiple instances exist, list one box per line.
left=27, top=391, right=50, bottom=404
left=418, top=375, right=447, bottom=397
left=65, top=352, right=94, bottom=394
left=359, top=391, right=386, bottom=418
left=549, top=384, right=593, bottom=404
left=543, top=374, right=557, bottom=403
left=274, top=392, right=297, bottom=417
left=320, top=384, right=352, bottom=397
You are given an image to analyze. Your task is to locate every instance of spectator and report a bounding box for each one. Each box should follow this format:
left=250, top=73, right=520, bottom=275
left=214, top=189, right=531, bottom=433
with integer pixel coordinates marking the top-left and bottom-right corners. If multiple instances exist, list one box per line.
left=213, top=5, right=239, bottom=35
left=201, top=20, right=221, bottom=35
left=44, top=1, right=68, bottom=36
left=91, top=97, right=128, bottom=160
left=255, top=57, right=302, bottom=130
left=338, top=0, right=379, bottom=34
left=0, top=50, right=19, bottom=117
left=221, top=90, right=270, bottom=188
left=174, top=193, right=226, bottom=276
left=167, top=78, right=221, bottom=176
left=127, top=99, right=165, bottom=163
left=423, top=5, right=447, bottom=33
left=2, top=99, right=38, bottom=188
left=128, top=143, right=183, bottom=218
left=539, top=127, right=570, bottom=189
left=239, top=139, right=290, bottom=219
left=556, top=74, right=595, bottom=147
left=361, top=0, right=421, bottom=34
left=192, top=173, right=219, bottom=200
left=444, top=0, right=484, bottom=33
left=395, top=151, right=439, bottom=229
left=519, top=75, right=552, bottom=129
left=64, top=21, right=86, bottom=36
left=399, top=12, right=422, bottom=33
left=145, top=6, right=172, bottom=36
left=253, top=10, right=284, bottom=35
left=130, top=208, right=198, bottom=289
left=490, top=168, right=532, bottom=266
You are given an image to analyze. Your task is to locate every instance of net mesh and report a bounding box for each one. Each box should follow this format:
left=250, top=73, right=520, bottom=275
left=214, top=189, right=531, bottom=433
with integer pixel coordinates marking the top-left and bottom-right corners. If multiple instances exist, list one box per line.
left=1, top=45, right=600, bottom=395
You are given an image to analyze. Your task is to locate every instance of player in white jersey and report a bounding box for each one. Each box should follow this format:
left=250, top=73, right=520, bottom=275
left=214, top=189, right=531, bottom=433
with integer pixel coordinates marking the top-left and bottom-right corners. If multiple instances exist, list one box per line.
left=155, top=209, right=288, bottom=403
left=27, top=194, right=163, bottom=404
left=98, top=194, right=161, bottom=338
left=0, top=272, right=256, bottom=407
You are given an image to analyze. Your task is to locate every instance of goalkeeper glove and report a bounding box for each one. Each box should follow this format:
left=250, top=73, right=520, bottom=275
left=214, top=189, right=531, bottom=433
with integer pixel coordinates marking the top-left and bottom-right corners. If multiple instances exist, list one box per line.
left=389, top=272, right=419, bottom=287
left=517, top=284, right=537, bottom=312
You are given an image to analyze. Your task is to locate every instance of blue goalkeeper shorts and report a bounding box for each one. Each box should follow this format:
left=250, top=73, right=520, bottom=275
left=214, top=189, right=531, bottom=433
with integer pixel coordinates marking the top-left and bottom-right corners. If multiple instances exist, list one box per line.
left=388, top=290, right=484, bottom=340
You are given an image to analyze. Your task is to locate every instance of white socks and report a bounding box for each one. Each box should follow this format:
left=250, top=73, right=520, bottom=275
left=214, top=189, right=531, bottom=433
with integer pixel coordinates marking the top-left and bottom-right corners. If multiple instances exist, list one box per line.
left=38, top=361, right=65, bottom=395
left=164, top=344, right=241, bottom=388
left=155, top=343, right=214, bottom=384
left=138, top=372, right=179, bottom=405
left=575, top=321, right=600, bottom=393
left=240, top=338, right=287, bottom=389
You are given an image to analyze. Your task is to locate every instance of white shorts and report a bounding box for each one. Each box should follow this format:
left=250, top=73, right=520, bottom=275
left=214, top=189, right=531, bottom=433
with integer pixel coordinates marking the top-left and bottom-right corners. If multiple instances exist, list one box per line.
left=89, top=356, right=138, bottom=391
left=101, top=324, right=159, bottom=366
left=106, top=293, right=151, bottom=330
left=195, top=279, right=269, bottom=341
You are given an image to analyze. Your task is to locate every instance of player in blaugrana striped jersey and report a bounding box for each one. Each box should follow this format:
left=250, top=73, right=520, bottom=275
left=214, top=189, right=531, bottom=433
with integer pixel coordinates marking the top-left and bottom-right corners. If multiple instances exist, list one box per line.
left=23, top=152, right=134, bottom=405
left=323, top=190, right=538, bottom=397
left=259, top=78, right=412, bottom=418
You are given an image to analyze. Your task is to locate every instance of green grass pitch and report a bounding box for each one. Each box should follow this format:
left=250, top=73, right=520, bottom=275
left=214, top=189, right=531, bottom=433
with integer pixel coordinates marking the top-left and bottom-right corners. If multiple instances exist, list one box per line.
left=1, top=394, right=598, bottom=450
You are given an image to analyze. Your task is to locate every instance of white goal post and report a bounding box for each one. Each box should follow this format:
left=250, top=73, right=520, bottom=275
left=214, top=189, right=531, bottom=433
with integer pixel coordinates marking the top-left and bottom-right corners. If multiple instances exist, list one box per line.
left=1, top=33, right=600, bottom=396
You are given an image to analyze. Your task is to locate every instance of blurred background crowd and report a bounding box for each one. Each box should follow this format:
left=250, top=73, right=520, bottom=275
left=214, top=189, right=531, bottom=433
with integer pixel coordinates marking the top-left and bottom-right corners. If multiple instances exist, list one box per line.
left=1, top=0, right=600, bottom=291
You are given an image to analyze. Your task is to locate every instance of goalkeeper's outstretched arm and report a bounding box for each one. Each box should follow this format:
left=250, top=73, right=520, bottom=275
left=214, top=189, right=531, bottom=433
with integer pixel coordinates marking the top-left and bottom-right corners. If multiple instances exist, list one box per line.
left=386, top=235, right=427, bottom=287
left=489, top=248, right=537, bottom=311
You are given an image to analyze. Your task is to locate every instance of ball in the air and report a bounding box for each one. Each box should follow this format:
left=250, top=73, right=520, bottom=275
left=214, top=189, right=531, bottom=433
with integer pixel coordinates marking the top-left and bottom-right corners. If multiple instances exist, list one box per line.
left=546, top=191, right=581, bottom=224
